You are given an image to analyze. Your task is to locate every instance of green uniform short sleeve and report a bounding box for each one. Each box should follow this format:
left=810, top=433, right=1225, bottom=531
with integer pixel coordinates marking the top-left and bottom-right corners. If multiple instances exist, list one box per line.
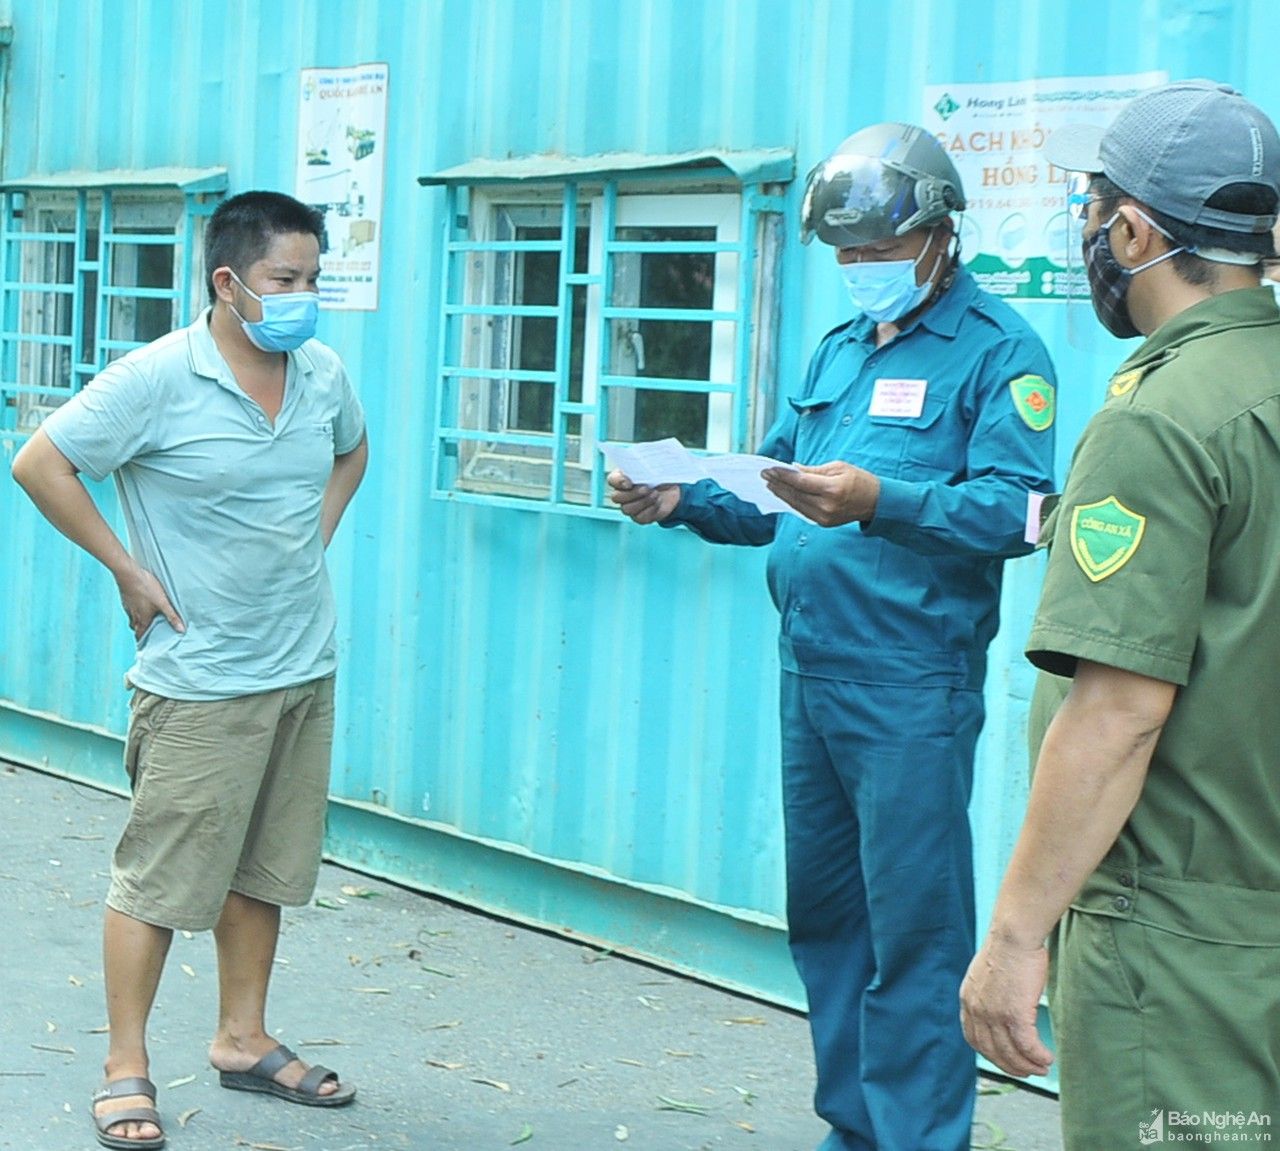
left=1027, top=404, right=1221, bottom=685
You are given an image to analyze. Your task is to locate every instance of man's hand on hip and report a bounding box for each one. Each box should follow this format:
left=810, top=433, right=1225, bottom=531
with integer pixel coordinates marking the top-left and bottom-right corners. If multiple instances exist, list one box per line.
left=115, top=562, right=185, bottom=640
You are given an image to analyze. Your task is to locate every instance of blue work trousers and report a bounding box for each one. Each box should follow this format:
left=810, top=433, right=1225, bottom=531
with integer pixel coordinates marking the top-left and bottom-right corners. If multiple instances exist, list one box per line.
left=781, top=671, right=984, bottom=1151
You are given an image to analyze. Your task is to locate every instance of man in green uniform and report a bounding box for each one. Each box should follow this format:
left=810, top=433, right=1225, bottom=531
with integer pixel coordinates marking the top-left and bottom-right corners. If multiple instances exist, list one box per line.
left=959, top=80, right=1280, bottom=1148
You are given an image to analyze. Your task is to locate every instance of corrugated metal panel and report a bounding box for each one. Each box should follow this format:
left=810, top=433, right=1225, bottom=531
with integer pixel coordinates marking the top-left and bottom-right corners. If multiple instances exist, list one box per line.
left=3, top=0, right=1279, bottom=1036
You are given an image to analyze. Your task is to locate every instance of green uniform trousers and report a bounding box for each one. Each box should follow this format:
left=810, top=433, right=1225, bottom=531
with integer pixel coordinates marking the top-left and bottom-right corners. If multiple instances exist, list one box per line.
left=1052, top=902, right=1280, bottom=1148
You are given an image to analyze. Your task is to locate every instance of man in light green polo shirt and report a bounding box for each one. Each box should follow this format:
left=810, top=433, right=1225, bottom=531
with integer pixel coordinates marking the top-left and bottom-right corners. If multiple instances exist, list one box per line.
left=959, top=81, right=1280, bottom=1148
left=12, top=191, right=367, bottom=1148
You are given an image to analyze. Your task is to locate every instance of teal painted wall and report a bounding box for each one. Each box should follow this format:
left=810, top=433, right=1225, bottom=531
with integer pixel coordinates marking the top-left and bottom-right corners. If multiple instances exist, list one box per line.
left=2, top=1, right=1278, bottom=1047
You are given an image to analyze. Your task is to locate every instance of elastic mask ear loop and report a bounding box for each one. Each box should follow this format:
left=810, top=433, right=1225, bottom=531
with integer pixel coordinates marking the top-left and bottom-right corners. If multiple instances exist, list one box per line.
left=914, top=229, right=952, bottom=308
left=226, top=269, right=260, bottom=327
left=914, top=230, right=941, bottom=281
left=1113, top=209, right=1186, bottom=277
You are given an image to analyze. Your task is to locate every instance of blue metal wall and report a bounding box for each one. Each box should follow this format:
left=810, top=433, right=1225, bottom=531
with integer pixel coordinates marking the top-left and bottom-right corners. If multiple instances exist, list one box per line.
left=2, top=0, right=1279, bottom=1025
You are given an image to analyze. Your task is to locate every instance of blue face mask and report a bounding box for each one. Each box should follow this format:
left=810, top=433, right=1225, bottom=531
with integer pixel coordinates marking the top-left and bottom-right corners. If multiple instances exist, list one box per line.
left=229, top=271, right=319, bottom=352
left=839, top=232, right=940, bottom=323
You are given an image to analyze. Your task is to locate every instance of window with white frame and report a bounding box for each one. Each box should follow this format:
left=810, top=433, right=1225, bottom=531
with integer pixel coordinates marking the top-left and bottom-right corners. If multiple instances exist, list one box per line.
left=0, top=173, right=224, bottom=436
left=426, top=156, right=790, bottom=512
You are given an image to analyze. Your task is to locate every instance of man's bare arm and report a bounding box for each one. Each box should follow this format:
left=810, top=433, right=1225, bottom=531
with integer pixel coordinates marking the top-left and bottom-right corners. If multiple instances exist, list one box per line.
left=321, top=432, right=369, bottom=548
left=11, top=429, right=183, bottom=638
left=960, top=659, right=1175, bottom=1076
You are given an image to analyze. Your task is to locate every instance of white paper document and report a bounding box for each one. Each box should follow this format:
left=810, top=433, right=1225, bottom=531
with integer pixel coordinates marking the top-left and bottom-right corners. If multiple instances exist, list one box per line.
left=601, top=438, right=803, bottom=517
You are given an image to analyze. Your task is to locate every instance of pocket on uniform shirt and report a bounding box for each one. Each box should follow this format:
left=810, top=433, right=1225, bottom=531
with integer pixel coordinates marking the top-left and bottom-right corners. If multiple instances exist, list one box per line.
left=788, top=395, right=834, bottom=460
left=867, top=396, right=957, bottom=480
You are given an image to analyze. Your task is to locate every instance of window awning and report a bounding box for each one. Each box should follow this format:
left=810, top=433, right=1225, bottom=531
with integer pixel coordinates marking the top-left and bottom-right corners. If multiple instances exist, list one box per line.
left=0, top=167, right=228, bottom=194
left=419, top=148, right=793, bottom=187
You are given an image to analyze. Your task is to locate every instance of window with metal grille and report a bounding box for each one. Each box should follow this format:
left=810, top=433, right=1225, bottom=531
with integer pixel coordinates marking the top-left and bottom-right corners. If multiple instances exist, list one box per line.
left=0, top=170, right=225, bottom=437
left=422, top=153, right=792, bottom=514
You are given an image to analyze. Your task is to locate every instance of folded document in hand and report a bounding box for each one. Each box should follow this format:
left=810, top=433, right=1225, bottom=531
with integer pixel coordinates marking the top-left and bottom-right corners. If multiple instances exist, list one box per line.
left=601, top=438, right=802, bottom=518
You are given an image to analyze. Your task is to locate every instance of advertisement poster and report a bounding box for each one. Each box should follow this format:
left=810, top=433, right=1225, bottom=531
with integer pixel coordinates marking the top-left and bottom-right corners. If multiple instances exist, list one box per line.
left=296, top=63, right=389, bottom=311
left=922, top=72, right=1166, bottom=302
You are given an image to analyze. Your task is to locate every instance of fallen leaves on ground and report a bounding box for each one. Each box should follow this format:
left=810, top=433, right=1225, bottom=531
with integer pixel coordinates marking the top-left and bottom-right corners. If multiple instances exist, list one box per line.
left=340, top=884, right=379, bottom=899
left=656, top=1094, right=710, bottom=1115
left=472, top=1077, right=511, bottom=1092
left=970, top=1118, right=1013, bottom=1149
left=417, top=963, right=457, bottom=978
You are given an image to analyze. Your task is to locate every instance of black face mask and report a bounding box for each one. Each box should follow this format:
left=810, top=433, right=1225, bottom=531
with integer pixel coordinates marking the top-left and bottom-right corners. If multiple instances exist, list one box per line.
left=1082, top=221, right=1141, bottom=339
left=1082, top=211, right=1183, bottom=340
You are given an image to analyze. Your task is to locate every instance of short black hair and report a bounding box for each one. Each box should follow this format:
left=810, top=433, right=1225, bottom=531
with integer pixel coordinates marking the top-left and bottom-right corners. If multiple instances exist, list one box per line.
left=204, top=191, right=324, bottom=304
left=1093, top=174, right=1277, bottom=286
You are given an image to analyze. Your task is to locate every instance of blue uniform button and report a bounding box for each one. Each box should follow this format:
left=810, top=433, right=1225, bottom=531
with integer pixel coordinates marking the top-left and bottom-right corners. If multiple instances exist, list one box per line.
left=794, top=602, right=803, bottom=613
left=841, top=414, right=853, bottom=426
left=797, top=534, right=808, bottom=546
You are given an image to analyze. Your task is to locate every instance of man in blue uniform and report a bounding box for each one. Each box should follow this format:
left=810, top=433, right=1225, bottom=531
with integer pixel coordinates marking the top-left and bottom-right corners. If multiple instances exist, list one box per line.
left=609, top=123, right=1056, bottom=1151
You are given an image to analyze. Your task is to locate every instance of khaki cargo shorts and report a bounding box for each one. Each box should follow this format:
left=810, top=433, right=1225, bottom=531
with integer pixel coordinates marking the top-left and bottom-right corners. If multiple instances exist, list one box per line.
left=107, top=676, right=336, bottom=931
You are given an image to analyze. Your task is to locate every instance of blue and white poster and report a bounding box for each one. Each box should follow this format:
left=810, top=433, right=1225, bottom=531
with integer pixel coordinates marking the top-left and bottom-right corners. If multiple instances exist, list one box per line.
left=296, top=63, right=389, bottom=311
left=923, top=71, right=1165, bottom=302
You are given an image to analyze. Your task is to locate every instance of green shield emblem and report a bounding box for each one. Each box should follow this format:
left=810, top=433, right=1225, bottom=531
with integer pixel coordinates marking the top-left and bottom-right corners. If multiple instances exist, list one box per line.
left=1010, top=375, right=1055, bottom=431
left=1070, top=497, right=1146, bottom=582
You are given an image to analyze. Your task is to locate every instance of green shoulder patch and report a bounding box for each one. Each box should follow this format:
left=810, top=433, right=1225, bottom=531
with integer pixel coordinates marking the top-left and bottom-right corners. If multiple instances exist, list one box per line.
left=1070, top=496, right=1147, bottom=582
left=1010, top=375, right=1055, bottom=431
left=1108, top=368, right=1144, bottom=398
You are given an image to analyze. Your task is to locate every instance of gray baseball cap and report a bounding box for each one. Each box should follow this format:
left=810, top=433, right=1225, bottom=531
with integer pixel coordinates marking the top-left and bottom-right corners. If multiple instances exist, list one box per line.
left=1046, top=79, right=1280, bottom=236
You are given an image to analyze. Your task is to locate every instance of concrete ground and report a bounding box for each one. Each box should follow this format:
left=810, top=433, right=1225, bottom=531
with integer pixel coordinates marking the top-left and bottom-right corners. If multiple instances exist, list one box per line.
left=0, top=760, right=1061, bottom=1151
